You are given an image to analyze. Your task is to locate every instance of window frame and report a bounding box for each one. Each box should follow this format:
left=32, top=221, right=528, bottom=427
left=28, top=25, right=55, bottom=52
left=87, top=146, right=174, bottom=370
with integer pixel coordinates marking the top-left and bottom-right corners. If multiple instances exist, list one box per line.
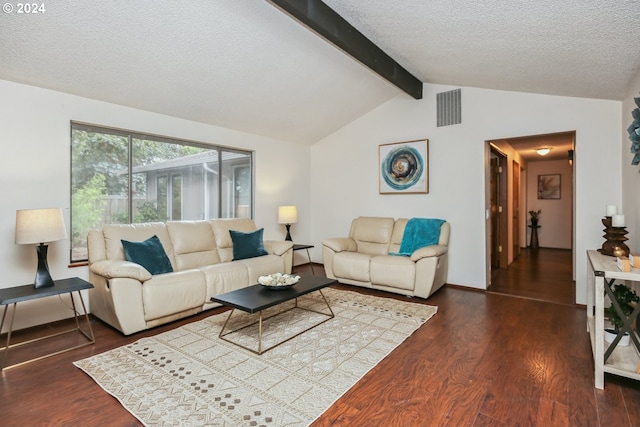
left=70, top=121, right=254, bottom=263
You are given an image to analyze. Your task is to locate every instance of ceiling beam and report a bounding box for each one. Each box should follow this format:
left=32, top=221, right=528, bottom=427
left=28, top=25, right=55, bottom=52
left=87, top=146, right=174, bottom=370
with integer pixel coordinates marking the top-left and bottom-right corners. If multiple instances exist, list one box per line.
left=268, top=0, right=423, bottom=99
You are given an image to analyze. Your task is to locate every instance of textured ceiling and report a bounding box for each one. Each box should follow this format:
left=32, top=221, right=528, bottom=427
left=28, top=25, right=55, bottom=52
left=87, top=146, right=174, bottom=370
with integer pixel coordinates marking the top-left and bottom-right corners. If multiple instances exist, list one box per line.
left=325, top=0, right=640, bottom=100
left=1, top=1, right=639, bottom=146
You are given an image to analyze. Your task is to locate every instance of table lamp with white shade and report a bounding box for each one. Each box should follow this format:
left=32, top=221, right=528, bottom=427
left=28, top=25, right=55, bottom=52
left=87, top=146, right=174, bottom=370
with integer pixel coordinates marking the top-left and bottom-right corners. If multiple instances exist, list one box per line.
left=15, top=208, right=67, bottom=289
left=278, top=205, right=298, bottom=241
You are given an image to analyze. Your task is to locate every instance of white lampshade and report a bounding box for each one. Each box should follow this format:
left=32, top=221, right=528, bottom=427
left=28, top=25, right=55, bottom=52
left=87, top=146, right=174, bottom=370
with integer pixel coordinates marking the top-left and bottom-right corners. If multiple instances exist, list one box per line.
left=15, top=208, right=67, bottom=245
left=535, top=147, right=551, bottom=156
left=278, top=206, right=298, bottom=224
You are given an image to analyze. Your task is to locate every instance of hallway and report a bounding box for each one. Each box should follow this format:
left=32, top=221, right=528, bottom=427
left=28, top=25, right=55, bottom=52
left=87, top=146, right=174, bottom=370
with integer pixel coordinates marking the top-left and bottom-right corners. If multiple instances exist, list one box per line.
left=489, top=247, right=575, bottom=305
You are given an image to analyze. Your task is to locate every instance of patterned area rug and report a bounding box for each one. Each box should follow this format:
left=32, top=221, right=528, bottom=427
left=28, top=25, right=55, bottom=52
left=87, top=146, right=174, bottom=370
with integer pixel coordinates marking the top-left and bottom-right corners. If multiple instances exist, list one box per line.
left=74, top=288, right=437, bottom=426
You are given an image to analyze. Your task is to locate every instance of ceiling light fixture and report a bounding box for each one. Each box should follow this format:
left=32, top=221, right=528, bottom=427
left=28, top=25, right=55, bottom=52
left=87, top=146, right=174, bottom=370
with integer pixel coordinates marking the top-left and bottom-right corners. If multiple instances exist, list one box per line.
left=536, top=147, right=551, bottom=156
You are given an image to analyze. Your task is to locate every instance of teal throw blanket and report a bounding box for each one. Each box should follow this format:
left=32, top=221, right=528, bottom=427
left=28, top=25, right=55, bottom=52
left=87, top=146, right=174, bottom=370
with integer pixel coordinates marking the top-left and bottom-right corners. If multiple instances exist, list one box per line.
left=391, top=218, right=445, bottom=256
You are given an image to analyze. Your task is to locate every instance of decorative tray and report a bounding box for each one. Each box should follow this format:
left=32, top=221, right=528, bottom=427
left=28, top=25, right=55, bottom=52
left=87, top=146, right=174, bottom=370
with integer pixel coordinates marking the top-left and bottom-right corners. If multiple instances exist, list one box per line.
left=258, top=273, right=300, bottom=290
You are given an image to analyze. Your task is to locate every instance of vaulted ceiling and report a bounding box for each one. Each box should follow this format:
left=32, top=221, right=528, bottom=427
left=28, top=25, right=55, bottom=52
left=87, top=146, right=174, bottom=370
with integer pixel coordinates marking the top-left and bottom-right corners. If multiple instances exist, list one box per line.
left=1, top=1, right=639, bottom=145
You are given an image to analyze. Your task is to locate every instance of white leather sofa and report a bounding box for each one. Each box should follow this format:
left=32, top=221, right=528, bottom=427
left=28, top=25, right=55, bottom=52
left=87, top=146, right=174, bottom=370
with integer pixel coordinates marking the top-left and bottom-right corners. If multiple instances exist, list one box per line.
left=87, top=218, right=293, bottom=335
left=322, top=217, right=449, bottom=298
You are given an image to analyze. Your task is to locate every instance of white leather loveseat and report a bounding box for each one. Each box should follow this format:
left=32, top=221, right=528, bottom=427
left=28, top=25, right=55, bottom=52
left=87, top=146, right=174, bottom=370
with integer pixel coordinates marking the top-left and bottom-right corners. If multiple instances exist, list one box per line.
left=322, top=217, right=449, bottom=298
left=87, top=218, right=293, bottom=335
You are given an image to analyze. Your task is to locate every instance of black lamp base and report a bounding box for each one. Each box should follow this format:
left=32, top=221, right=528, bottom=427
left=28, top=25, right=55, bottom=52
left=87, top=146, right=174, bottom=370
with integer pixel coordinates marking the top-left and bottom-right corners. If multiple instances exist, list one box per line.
left=34, top=243, right=55, bottom=289
left=285, top=224, right=293, bottom=241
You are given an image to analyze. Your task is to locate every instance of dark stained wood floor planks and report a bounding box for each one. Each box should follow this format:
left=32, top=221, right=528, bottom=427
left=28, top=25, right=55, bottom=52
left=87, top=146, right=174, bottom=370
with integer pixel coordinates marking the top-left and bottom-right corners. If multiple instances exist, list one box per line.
left=1, top=257, right=639, bottom=426
left=489, top=248, right=575, bottom=305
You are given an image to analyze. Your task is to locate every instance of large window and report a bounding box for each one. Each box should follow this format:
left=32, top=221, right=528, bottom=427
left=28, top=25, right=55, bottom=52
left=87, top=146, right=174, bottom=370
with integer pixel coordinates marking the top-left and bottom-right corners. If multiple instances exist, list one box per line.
left=70, top=122, right=253, bottom=263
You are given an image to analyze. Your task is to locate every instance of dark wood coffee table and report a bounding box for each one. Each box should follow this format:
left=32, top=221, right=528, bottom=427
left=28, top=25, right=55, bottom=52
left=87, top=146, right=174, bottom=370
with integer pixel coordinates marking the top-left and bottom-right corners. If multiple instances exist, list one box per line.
left=210, top=276, right=336, bottom=354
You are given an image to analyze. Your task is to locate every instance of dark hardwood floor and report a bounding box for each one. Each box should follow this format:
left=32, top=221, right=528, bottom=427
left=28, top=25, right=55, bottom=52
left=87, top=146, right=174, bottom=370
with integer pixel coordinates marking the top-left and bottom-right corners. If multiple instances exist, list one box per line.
left=489, top=248, right=575, bottom=305
left=1, top=262, right=639, bottom=426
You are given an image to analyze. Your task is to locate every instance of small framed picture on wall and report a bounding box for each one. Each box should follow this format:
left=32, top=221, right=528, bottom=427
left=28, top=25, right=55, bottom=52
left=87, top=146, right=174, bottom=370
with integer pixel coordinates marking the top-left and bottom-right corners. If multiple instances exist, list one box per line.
left=538, top=174, right=561, bottom=199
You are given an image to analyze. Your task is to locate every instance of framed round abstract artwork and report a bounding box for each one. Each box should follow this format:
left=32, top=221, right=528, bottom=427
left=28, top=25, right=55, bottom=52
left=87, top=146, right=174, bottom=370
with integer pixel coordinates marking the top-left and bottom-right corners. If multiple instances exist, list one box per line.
left=379, top=139, right=428, bottom=194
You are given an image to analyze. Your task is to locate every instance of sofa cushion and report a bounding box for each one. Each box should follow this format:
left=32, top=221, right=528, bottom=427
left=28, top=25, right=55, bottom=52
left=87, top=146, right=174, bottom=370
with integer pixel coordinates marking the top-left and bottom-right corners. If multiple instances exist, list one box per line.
left=238, top=254, right=286, bottom=284
left=389, top=218, right=408, bottom=254
left=121, top=235, right=174, bottom=275
left=393, top=218, right=446, bottom=256
left=370, top=255, right=416, bottom=291
left=199, top=262, right=250, bottom=301
left=333, top=252, right=372, bottom=282
left=167, top=221, right=221, bottom=270
left=350, top=217, right=395, bottom=256
left=103, top=222, right=175, bottom=268
left=142, top=269, right=206, bottom=321
left=230, top=228, right=268, bottom=260
left=211, top=218, right=257, bottom=262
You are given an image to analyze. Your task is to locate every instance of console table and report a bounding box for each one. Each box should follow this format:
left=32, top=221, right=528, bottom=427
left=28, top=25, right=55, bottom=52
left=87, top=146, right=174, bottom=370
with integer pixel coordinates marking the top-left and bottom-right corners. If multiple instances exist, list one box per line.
left=586, top=250, right=640, bottom=388
left=0, top=277, right=95, bottom=370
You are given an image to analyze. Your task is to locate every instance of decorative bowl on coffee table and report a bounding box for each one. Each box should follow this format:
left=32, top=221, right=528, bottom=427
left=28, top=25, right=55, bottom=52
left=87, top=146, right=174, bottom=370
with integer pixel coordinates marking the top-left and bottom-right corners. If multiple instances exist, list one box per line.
left=258, top=273, right=300, bottom=290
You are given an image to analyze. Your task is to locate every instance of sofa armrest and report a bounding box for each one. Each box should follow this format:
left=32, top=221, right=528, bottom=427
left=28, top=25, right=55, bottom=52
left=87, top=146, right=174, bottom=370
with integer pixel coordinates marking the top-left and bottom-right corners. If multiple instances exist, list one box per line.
left=264, top=240, right=294, bottom=256
left=410, top=244, right=448, bottom=262
left=322, top=237, right=356, bottom=253
left=89, top=260, right=152, bottom=282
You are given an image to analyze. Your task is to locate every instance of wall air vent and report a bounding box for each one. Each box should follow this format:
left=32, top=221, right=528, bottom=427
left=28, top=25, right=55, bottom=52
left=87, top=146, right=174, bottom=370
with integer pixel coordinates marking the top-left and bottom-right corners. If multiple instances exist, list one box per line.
left=436, top=89, right=461, bottom=127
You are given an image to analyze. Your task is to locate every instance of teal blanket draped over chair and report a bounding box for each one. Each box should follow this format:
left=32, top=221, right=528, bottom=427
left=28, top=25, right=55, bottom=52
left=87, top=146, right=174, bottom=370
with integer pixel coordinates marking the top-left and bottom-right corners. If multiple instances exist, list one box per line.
left=391, top=218, right=445, bottom=256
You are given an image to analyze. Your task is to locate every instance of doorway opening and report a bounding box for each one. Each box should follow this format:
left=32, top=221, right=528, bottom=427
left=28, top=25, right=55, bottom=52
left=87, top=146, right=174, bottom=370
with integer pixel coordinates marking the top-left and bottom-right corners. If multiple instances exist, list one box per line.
left=486, top=131, right=576, bottom=305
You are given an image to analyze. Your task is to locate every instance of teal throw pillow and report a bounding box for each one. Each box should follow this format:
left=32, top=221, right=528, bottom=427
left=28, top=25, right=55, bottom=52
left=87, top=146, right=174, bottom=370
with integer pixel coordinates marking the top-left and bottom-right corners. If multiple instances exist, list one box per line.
left=121, top=235, right=174, bottom=275
left=230, top=228, right=268, bottom=260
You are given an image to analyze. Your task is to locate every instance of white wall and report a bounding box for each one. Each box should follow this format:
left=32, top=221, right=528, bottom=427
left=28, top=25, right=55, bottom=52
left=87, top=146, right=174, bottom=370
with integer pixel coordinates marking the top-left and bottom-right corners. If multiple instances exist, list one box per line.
left=310, top=83, right=621, bottom=304
left=526, top=160, right=573, bottom=249
left=0, top=79, right=310, bottom=331
left=621, top=70, right=640, bottom=254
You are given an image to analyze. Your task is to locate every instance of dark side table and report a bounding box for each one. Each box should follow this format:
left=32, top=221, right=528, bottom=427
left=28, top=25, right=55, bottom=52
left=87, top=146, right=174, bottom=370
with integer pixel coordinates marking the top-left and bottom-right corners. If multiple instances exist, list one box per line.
left=293, top=244, right=315, bottom=274
left=0, top=277, right=95, bottom=370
